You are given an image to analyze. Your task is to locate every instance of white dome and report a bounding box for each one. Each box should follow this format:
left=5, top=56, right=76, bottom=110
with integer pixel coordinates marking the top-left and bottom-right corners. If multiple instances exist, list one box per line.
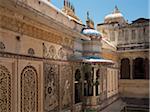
left=104, top=6, right=125, bottom=23
left=105, top=13, right=123, bottom=20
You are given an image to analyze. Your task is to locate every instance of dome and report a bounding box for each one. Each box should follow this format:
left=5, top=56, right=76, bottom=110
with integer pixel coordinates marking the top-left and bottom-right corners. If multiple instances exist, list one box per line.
left=82, top=28, right=102, bottom=37
left=104, top=13, right=123, bottom=20
left=104, top=6, right=125, bottom=23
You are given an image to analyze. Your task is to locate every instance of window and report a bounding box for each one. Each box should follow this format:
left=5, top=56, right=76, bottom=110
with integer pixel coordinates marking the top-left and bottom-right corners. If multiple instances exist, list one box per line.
left=84, top=70, right=93, bottom=96
left=125, top=30, right=128, bottom=41
left=118, top=31, right=122, bottom=41
left=75, top=69, right=82, bottom=103
left=132, top=30, right=136, bottom=40
left=120, top=58, right=130, bottom=79
left=133, top=58, right=145, bottom=79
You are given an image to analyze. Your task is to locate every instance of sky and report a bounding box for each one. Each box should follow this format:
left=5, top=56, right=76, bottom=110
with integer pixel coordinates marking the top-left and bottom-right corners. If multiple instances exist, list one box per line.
left=51, top=0, right=149, bottom=25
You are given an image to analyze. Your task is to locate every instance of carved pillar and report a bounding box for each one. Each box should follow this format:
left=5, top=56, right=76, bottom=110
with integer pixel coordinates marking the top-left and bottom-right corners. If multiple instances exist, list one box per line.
left=93, top=67, right=97, bottom=96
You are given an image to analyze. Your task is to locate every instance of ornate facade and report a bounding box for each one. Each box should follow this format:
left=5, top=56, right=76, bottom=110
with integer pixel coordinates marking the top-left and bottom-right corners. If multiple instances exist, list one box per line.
left=0, top=0, right=148, bottom=112
left=97, top=6, right=149, bottom=111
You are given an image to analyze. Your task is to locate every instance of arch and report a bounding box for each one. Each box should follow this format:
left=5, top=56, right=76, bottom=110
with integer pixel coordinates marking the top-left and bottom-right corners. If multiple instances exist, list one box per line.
left=0, top=65, right=11, bottom=112
left=133, top=58, right=145, bottom=79
left=84, top=69, right=93, bottom=96
left=21, top=66, right=38, bottom=112
left=120, top=58, right=130, bottom=79
left=75, top=69, right=81, bottom=81
left=74, top=69, right=82, bottom=104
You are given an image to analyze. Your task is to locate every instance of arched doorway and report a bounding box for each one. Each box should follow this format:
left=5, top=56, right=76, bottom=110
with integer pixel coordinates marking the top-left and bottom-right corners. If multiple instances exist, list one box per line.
left=120, top=58, right=130, bottom=79
left=74, top=69, right=82, bottom=103
left=133, top=58, right=145, bottom=79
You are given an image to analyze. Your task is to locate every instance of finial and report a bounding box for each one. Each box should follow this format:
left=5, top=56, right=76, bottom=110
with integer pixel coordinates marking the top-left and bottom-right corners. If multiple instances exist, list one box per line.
left=73, top=6, right=75, bottom=13
left=68, top=1, right=70, bottom=8
left=71, top=4, right=73, bottom=10
left=115, top=5, right=118, bottom=10
left=64, top=0, right=66, bottom=6
left=114, top=5, right=120, bottom=13
left=87, top=11, right=90, bottom=20
left=66, top=0, right=69, bottom=7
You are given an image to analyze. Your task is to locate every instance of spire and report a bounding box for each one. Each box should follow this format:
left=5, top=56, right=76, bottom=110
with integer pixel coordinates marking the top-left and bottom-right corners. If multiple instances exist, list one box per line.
left=86, top=11, right=94, bottom=29
left=113, top=5, right=120, bottom=13
left=87, top=11, right=90, bottom=20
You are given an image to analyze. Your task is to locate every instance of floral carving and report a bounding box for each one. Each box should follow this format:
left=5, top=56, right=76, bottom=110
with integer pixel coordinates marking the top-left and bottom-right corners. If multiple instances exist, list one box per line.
left=28, top=48, right=35, bottom=56
left=21, top=66, right=38, bottom=112
left=0, top=65, right=11, bottom=112
left=58, top=48, right=65, bottom=59
left=49, top=45, right=56, bottom=58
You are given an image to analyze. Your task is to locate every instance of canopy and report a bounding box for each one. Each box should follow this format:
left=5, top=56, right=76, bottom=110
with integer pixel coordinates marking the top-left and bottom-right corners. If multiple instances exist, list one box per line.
left=82, top=56, right=114, bottom=64
left=69, top=55, right=114, bottom=64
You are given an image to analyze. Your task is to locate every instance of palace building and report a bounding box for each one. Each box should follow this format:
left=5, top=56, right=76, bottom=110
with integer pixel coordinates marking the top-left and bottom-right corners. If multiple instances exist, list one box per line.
left=0, top=0, right=149, bottom=112
left=97, top=6, right=149, bottom=111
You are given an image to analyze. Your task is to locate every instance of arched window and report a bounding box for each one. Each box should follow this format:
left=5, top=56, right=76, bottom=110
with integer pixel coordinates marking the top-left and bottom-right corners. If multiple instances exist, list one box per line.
left=133, top=58, right=145, bottom=79
left=120, top=58, right=130, bottom=79
left=74, top=69, right=82, bottom=103
left=84, top=71, right=93, bottom=96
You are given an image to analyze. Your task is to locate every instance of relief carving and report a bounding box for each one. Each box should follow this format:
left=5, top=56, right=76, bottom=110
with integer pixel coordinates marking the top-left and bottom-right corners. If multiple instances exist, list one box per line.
left=0, top=6, right=74, bottom=49
left=28, top=48, right=35, bottom=56
left=0, top=42, right=5, bottom=51
left=49, top=45, right=56, bottom=58
left=21, top=66, right=38, bottom=112
left=44, top=64, right=59, bottom=112
left=58, top=47, right=65, bottom=59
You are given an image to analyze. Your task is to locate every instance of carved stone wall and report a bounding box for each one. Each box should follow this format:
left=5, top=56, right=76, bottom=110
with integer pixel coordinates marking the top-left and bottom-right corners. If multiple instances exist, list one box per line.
left=44, top=63, right=59, bottom=112
left=0, top=6, right=74, bottom=50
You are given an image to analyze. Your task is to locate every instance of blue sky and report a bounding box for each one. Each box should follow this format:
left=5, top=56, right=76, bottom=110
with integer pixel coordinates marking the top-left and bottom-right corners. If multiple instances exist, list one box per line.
left=51, top=0, right=149, bottom=25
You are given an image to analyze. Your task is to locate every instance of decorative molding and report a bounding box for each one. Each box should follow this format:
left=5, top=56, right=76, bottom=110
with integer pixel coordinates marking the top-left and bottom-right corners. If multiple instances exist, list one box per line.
left=0, top=6, right=74, bottom=49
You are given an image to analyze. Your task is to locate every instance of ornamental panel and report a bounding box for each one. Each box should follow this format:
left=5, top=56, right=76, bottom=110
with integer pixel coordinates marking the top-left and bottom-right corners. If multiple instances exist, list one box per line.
left=0, top=65, right=11, bottom=112
left=60, top=65, right=72, bottom=110
left=44, top=63, right=59, bottom=112
left=21, top=66, right=38, bottom=112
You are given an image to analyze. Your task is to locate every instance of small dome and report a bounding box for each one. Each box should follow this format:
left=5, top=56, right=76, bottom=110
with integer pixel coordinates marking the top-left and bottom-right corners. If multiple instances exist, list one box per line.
left=82, top=28, right=102, bottom=37
left=105, top=13, right=123, bottom=20
left=104, top=6, right=125, bottom=23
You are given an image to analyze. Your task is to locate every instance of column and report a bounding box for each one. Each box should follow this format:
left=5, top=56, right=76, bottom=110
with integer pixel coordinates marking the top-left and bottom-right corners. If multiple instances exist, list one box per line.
left=93, top=68, right=97, bottom=96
